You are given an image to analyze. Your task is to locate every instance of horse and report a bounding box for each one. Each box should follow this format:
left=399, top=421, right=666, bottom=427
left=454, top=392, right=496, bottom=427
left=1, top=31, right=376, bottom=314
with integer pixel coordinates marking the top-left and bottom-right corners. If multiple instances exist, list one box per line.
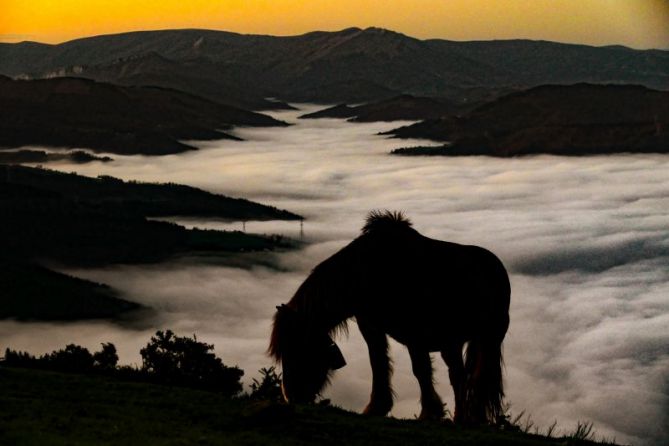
left=269, top=210, right=510, bottom=424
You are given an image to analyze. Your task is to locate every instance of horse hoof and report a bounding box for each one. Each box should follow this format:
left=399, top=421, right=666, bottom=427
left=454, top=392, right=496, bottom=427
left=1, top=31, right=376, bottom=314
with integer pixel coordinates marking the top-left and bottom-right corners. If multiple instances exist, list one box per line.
left=418, top=406, right=446, bottom=421
left=419, top=412, right=445, bottom=421
left=363, top=403, right=392, bottom=417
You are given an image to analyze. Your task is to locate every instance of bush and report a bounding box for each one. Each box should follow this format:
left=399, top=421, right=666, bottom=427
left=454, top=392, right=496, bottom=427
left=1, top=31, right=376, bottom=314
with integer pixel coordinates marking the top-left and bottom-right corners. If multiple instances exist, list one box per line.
left=249, top=366, right=283, bottom=401
left=3, top=344, right=102, bottom=373
left=2, top=331, right=245, bottom=397
left=2, top=348, right=38, bottom=368
left=46, top=344, right=94, bottom=372
left=93, top=343, right=119, bottom=370
left=140, top=330, right=243, bottom=396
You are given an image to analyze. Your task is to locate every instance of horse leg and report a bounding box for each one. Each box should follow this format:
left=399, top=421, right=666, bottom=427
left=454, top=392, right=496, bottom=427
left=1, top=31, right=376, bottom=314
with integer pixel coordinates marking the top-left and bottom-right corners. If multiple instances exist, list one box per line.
left=408, top=347, right=445, bottom=420
left=441, top=342, right=465, bottom=424
left=359, top=324, right=394, bottom=416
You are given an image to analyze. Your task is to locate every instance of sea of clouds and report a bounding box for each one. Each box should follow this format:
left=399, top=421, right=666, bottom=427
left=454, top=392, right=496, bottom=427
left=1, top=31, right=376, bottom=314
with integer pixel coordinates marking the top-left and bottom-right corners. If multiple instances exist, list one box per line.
left=1, top=106, right=667, bottom=445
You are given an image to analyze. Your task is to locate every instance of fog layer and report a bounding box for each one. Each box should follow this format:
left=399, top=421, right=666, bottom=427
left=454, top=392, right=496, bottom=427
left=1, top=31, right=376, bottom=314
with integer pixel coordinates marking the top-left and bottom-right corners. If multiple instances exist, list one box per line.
left=2, top=107, right=668, bottom=445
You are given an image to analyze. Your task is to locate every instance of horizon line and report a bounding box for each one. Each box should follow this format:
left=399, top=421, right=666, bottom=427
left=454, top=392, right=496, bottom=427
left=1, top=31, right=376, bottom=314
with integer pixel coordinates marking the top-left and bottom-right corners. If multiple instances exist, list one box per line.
left=2, top=27, right=668, bottom=51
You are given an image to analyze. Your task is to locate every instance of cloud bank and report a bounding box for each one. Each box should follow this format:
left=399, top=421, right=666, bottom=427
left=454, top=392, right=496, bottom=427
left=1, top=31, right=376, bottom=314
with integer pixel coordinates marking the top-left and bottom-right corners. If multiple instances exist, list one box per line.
left=2, top=107, right=668, bottom=444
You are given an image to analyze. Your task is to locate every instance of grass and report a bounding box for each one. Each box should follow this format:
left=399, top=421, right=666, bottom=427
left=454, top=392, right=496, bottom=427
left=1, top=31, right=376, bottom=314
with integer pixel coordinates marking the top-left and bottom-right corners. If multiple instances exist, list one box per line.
left=0, top=367, right=617, bottom=446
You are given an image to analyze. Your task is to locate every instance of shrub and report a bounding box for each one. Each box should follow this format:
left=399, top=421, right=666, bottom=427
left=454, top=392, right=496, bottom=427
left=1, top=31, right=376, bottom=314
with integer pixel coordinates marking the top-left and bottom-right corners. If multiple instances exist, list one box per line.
left=249, top=366, right=283, bottom=401
left=2, top=348, right=38, bottom=368
left=46, top=344, right=94, bottom=372
left=93, top=343, right=119, bottom=370
left=140, top=330, right=243, bottom=396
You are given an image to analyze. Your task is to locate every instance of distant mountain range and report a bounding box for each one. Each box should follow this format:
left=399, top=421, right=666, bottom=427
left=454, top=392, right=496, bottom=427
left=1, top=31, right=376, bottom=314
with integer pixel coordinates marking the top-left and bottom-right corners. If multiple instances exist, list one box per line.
left=299, top=94, right=475, bottom=122
left=2, top=27, right=667, bottom=108
left=388, top=84, right=669, bottom=156
left=0, top=75, right=286, bottom=155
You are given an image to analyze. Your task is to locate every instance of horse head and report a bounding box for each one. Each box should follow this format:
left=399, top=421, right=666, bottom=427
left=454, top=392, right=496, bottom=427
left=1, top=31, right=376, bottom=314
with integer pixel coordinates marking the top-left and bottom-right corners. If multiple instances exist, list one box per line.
left=270, top=304, right=346, bottom=404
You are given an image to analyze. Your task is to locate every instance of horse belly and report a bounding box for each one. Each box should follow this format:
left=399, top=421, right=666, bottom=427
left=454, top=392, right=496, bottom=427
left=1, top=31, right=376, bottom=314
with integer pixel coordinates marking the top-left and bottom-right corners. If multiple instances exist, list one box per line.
left=370, top=277, right=501, bottom=350
left=354, top=240, right=509, bottom=350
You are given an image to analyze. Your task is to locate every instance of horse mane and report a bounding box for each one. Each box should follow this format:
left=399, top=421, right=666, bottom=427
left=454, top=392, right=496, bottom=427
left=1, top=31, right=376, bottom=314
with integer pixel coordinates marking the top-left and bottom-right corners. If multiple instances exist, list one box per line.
left=270, top=210, right=410, bottom=362
left=268, top=309, right=288, bottom=361
left=268, top=275, right=349, bottom=363
left=361, top=210, right=412, bottom=235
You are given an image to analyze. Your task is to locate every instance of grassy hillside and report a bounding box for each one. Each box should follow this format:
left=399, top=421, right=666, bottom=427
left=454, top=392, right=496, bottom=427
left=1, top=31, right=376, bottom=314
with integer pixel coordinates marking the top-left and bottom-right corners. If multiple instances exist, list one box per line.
left=0, top=367, right=614, bottom=446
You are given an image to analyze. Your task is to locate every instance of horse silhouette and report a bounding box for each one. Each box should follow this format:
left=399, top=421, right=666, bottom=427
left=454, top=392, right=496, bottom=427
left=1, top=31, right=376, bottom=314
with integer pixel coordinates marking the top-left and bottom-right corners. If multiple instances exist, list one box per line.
left=269, top=210, right=510, bottom=424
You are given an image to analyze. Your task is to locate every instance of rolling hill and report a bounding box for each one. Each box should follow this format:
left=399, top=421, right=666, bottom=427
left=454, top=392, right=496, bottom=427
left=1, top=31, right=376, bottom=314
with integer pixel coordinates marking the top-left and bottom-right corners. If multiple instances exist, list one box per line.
left=388, top=84, right=669, bottom=156
left=0, top=76, right=287, bottom=155
left=0, top=164, right=301, bottom=320
left=299, top=94, right=475, bottom=122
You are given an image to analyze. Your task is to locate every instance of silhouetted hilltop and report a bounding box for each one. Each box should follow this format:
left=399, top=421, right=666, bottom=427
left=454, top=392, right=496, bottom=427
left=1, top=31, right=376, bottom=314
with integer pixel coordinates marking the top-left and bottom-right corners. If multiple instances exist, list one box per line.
left=44, top=52, right=295, bottom=111
left=2, top=28, right=667, bottom=105
left=0, top=368, right=621, bottom=445
left=426, top=38, right=669, bottom=89
left=389, top=84, right=669, bottom=156
left=0, top=76, right=287, bottom=155
left=0, top=164, right=301, bottom=320
left=0, top=164, right=300, bottom=266
left=0, top=149, right=112, bottom=164
left=0, top=262, right=141, bottom=321
left=300, top=95, right=473, bottom=122
left=300, top=104, right=358, bottom=119
left=1, top=164, right=301, bottom=221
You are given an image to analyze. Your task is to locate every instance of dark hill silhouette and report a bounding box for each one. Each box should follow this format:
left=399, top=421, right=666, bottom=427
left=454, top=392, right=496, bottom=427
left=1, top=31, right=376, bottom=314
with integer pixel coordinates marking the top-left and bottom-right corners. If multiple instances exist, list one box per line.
left=426, top=39, right=669, bottom=89
left=300, top=104, right=358, bottom=119
left=0, top=366, right=623, bottom=446
left=44, top=52, right=294, bottom=111
left=2, top=28, right=667, bottom=105
left=0, top=149, right=112, bottom=164
left=0, top=76, right=287, bottom=155
left=0, top=164, right=300, bottom=320
left=0, top=164, right=301, bottom=222
left=300, top=95, right=475, bottom=122
left=388, top=84, right=669, bottom=156
left=0, top=262, right=141, bottom=321
left=0, top=166, right=298, bottom=266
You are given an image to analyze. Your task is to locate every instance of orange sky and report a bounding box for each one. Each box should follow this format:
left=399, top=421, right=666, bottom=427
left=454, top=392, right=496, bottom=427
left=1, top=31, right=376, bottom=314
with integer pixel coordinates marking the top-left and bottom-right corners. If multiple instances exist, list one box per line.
left=1, top=0, right=668, bottom=48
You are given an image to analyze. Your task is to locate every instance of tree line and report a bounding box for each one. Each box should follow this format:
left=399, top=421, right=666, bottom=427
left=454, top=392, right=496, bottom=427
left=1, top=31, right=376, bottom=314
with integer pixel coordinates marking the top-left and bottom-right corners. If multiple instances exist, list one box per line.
left=1, top=330, right=282, bottom=400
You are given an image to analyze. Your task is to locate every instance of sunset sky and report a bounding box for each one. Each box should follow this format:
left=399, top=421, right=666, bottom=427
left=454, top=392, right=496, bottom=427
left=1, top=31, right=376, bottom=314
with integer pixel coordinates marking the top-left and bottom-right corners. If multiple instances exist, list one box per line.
left=1, top=0, right=668, bottom=49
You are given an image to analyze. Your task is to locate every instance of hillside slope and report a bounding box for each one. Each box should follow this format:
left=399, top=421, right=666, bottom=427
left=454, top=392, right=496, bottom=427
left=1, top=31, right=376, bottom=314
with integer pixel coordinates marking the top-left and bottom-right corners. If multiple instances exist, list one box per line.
left=0, top=76, right=286, bottom=155
left=0, top=367, right=613, bottom=446
left=389, top=84, right=669, bottom=156
left=299, top=94, right=473, bottom=122
left=0, top=164, right=300, bottom=320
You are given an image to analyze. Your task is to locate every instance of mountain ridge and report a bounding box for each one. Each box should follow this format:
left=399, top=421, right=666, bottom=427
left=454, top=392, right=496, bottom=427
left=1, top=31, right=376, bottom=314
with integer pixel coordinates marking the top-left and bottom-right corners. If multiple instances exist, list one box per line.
left=0, top=76, right=287, bottom=155
left=388, top=83, right=669, bottom=156
left=3, top=27, right=666, bottom=106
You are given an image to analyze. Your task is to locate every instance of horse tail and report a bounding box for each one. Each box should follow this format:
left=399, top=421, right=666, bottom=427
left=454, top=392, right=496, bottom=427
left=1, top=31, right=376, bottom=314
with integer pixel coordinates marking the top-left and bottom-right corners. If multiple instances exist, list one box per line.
left=463, top=337, right=505, bottom=425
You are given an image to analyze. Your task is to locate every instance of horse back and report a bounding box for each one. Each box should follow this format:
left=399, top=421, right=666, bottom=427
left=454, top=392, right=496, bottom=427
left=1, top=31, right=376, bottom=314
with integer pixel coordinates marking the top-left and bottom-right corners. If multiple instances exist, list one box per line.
left=341, top=232, right=510, bottom=347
